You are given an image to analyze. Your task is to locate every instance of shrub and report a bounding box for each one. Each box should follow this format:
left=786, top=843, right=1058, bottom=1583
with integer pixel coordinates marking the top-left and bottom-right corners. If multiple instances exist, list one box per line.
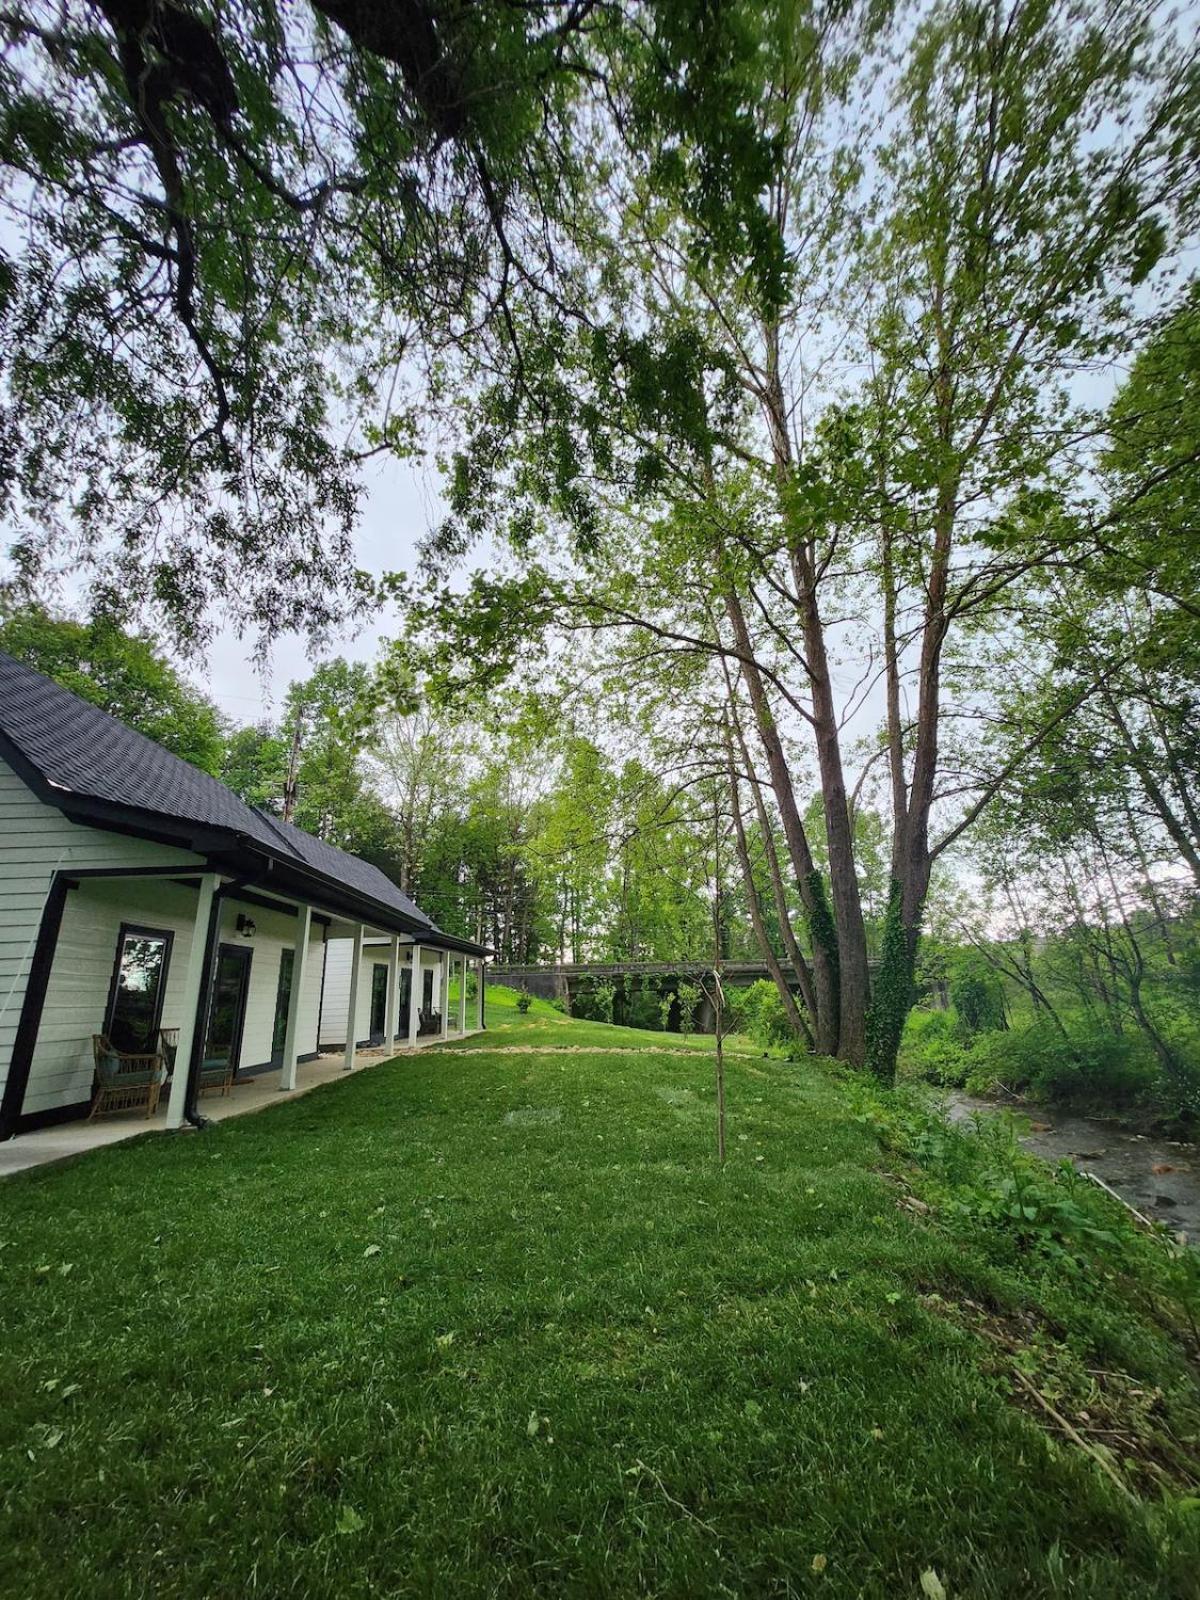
left=574, top=978, right=616, bottom=1025
left=738, top=980, right=804, bottom=1050
left=720, top=986, right=751, bottom=1037
left=676, top=980, right=701, bottom=1036
left=898, top=1008, right=969, bottom=1086
left=963, top=1022, right=1155, bottom=1108
left=595, top=980, right=616, bottom=1024
left=948, top=954, right=1008, bottom=1038
left=515, top=989, right=532, bottom=1014
left=624, top=986, right=663, bottom=1032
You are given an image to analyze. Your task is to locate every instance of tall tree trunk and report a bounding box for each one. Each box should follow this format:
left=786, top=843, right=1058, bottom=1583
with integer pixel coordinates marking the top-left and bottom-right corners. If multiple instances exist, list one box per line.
left=867, top=453, right=956, bottom=1082
left=728, top=698, right=818, bottom=1022
left=757, top=326, right=871, bottom=1063
left=722, top=589, right=840, bottom=1053
left=726, top=758, right=814, bottom=1049
left=787, top=537, right=872, bottom=1064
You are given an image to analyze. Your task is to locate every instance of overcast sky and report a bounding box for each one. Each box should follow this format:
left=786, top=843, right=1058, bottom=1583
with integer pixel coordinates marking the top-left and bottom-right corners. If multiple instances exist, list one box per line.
left=199, top=450, right=448, bottom=724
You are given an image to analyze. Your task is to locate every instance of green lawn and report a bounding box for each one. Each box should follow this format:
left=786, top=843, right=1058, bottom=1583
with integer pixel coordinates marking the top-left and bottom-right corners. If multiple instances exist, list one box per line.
left=1, top=993, right=1197, bottom=1598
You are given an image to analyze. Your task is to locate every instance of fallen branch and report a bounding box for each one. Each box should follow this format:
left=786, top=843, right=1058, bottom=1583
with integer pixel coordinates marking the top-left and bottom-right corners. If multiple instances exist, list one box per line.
left=1009, top=1366, right=1138, bottom=1504
left=1083, top=1170, right=1157, bottom=1231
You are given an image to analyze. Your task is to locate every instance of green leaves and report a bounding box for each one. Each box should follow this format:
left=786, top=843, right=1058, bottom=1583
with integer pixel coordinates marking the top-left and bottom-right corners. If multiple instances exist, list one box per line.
left=334, top=1504, right=365, bottom=1536
left=0, top=604, right=226, bottom=773
left=0, top=0, right=808, bottom=641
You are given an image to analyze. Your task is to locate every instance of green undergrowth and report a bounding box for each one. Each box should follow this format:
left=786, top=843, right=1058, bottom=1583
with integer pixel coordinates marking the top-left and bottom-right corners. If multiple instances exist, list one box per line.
left=1, top=1015, right=1198, bottom=1598
left=847, top=1074, right=1200, bottom=1501
left=899, top=1009, right=1198, bottom=1128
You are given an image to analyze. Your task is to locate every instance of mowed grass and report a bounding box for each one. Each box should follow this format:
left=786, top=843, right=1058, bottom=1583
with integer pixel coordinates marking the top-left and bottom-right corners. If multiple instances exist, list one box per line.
left=1, top=992, right=1196, bottom=1598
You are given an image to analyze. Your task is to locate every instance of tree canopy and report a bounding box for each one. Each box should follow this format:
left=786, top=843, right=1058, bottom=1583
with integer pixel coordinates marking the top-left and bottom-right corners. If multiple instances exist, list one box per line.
left=0, top=601, right=225, bottom=770
left=0, top=0, right=789, bottom=640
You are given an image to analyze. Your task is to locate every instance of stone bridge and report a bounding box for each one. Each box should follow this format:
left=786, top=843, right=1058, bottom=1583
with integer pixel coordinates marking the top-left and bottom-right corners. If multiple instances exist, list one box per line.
left=489, top=960, right=802, bottom=1031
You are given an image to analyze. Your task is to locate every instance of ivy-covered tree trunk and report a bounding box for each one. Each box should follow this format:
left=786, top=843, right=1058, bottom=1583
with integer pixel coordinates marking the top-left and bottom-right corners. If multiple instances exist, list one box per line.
left=864, top=880, right=917, bottom=1086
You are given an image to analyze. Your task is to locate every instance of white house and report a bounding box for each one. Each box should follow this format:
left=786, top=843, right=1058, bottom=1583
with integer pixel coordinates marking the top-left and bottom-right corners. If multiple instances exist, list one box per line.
left=318, top=936, right=477, bottom=1051
left=0, top=649, right=488, bottom=1141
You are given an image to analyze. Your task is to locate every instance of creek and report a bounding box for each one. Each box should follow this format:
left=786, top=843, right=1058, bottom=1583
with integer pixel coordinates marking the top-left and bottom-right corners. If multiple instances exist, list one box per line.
left=945, top=1092, right=1199, bottom=1241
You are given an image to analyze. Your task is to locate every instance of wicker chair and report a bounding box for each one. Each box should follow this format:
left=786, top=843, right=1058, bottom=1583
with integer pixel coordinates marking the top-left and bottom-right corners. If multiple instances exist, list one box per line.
left=158, top=1028, right=234, bottom=1098
left=199, top=1058, right=235, bottom=1096
left=90, top=1035, right=167, bottom=1119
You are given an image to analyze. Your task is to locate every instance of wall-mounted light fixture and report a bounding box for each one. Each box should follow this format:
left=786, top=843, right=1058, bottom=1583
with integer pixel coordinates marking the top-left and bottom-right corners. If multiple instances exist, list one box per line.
left=236, top=913, right=257, bottom=939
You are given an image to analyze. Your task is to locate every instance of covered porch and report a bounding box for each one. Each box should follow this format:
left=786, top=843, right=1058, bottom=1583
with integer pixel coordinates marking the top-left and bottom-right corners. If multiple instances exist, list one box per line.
left=319, top=930, right=486, bottom=1056
left=2, top=863, right=487, bottom=1151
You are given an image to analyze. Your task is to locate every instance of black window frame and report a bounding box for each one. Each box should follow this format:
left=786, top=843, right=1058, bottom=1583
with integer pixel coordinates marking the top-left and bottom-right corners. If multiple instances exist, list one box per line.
left=204, top=942, right=255, bottom=1076
left=369, top=961, right=389, bottom=1041
left=270, top=946, right=296, bottom=1066
left=103, top=922, right=175, bottom=1054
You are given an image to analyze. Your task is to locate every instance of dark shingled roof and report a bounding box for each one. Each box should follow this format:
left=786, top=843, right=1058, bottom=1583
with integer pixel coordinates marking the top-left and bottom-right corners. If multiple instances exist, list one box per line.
left=0, top=647, right=453, bottom=940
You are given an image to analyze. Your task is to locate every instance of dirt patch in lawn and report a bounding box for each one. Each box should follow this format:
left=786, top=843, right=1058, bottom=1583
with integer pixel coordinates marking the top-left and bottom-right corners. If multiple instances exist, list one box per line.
left=431, top=1045, right=762, bottom=1059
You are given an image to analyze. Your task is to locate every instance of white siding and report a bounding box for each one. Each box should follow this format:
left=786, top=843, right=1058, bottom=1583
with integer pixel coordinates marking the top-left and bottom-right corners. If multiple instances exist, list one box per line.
left=216, top=897, right=325, bottom=1070
left=0, top=757, right=202, bottom=1105
left=24, top=879, right=202, bottom=1117
left=319, top=938, right=419, bottom=1046
left=318, top=939, right=352, bottom=1047
left=21, top=882, right=329, bottom=1118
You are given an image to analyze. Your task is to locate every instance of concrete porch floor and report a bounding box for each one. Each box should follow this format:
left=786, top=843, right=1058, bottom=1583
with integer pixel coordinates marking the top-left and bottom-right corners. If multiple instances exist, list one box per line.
left=0, top=1028, right=481, bottom=1179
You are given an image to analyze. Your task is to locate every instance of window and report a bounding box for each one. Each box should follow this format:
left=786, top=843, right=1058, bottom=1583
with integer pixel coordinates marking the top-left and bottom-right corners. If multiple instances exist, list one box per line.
left=105, top=925, right=173, bottom=1053
left=270, top=948, right=295, bottom=1062
left=370, top=963, right=389, bottom=1039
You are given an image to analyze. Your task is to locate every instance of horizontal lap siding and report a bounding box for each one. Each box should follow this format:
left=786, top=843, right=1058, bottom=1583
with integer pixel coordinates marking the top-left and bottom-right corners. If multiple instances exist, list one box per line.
left=23, top=887, right=330, bottom=1114
left=318, top=940, right=351, bottom=1046
left=23, top=880, right=202, bottom=1116
left=219, top=900, right=324, bottom=1070
left=0, top=758, right=201, bottom=1104
left=320, top=940, right=417, bottom=1047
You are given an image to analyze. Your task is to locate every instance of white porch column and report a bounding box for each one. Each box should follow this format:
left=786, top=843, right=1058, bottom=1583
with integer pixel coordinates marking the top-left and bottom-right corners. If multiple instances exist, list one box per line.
left=343, top=923, right=366, bottom=1072
left=439, top=950, right=450, bottom=1039
left=385, top=935, right=400, bottom=1051
left=278, top=904, right=312, bottom=1092
left=165, top=872, right=221, bottom=1129
left=458, top=956, right=467, bottom=1033
left=408, top=944, right=422, bottom=1047
left=477, top=960, right=485, bottom=1030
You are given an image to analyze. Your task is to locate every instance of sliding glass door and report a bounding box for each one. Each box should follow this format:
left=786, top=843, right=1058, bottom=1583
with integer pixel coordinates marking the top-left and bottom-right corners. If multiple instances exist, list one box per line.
left=204, top=945, right=253, bottom=1076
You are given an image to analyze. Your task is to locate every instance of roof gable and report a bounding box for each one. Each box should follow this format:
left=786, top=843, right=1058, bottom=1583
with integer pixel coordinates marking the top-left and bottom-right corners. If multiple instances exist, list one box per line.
left=0, top=648, right=437, bottom=936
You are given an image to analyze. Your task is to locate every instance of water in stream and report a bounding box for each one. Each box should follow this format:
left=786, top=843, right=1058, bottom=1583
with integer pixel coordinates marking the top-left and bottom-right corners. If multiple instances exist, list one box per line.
left=945, top=1093, right=1199, bottom=1242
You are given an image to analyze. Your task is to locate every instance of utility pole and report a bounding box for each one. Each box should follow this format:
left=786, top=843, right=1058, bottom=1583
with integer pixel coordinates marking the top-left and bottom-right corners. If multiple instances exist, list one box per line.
left=282, top=710, right=304, bottom=824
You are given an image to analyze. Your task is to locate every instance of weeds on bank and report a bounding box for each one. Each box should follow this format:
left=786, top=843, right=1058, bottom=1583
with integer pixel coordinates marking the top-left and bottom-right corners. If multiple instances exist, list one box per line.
left=845, top=1074, right=1200, bottom=1503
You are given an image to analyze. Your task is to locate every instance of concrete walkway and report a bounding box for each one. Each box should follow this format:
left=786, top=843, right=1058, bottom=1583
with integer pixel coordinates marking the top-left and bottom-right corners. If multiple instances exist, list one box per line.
left=0, top=1029, right=482, bottom=1179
